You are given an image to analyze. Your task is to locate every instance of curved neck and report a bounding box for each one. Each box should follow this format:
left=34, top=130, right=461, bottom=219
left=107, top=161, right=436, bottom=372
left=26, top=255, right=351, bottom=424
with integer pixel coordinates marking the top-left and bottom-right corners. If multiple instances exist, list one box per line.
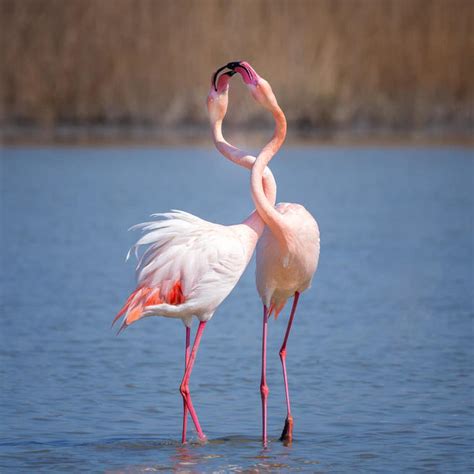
left=250, top=104, right=288, bottom=247
left=211, top=118, right=277, bottom=207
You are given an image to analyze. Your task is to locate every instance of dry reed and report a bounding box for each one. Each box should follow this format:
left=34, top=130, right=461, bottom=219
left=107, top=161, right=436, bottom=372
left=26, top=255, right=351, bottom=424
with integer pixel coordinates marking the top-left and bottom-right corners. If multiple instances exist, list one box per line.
left=1, top=0, right=472, bottom=138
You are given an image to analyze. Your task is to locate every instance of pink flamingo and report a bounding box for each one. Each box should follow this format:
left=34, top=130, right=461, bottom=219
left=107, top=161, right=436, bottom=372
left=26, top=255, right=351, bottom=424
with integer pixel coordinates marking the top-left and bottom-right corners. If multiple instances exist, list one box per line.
left=211, top=62, right=320, bottom=446
left=112, top=68, right=282, bottom=444
left=113, top=212, right=262, bottom=443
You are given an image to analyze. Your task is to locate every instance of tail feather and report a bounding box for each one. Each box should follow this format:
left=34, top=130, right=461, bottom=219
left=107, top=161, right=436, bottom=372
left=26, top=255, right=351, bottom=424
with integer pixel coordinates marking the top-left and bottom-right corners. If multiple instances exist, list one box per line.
left=111, top=287, right=143, bottom=327
left=117, top=319, right=129, bottom=335
left=113, top=280, right=187, bottom=332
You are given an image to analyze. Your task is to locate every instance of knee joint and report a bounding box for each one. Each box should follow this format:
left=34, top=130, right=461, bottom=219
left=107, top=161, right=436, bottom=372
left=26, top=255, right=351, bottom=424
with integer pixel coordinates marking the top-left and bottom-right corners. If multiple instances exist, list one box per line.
left=180, top=383, right=189, bottom=397
left=260, top=383, right=269, bottom=398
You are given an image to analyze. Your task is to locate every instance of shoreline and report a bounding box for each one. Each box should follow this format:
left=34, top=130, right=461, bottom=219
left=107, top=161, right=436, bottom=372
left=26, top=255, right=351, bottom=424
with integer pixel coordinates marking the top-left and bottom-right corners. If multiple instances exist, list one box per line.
left=1, top=125, right=472, bottom=148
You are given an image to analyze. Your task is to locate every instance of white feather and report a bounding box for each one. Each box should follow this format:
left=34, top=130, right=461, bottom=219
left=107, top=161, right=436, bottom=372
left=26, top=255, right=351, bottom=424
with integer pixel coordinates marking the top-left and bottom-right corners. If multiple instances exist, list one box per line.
left=125, top=210, right=255, bottom=322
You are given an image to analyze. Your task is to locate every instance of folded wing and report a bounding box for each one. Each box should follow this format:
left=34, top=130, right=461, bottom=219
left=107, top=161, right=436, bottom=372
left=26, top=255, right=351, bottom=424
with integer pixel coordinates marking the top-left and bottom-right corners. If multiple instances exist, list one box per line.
left=113, top=210, right=249, bottom=331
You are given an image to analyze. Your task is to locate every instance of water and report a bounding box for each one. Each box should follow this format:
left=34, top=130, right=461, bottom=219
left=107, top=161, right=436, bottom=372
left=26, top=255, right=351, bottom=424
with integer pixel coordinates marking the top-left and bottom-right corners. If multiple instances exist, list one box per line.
left=1, top=146, right=473, bottom=472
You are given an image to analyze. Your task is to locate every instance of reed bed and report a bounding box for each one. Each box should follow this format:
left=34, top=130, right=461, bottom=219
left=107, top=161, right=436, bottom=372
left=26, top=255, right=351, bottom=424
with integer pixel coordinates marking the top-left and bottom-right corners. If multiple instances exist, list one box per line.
left=1, top=0, right=472, bottom=138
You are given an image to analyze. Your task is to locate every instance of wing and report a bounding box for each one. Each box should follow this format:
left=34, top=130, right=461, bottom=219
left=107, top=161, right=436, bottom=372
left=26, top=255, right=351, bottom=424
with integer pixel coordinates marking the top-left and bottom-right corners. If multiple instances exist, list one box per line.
left=113, top=210, right=249, bottom=331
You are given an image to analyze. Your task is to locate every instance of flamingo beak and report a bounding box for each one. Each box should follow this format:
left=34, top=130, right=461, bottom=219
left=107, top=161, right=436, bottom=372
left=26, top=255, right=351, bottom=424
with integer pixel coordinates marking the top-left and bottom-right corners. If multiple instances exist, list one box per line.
left=212, top=67, right=236, bottom=92
left=225, top=61, right=259, bottom=86
left=226, top=61, right=253, bottom=80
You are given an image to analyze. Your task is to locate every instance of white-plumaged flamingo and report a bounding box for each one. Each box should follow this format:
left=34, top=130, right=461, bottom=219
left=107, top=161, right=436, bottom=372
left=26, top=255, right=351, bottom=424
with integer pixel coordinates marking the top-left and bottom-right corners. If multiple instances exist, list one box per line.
left=211, top=61, right=320, bottom=446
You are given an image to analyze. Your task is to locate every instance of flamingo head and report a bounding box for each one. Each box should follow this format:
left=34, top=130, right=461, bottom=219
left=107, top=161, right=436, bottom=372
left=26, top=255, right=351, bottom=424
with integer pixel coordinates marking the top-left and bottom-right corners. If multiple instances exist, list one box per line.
left=226, top=61, right=259, bottom=86
left=207, top=69, right=236, bottom=123
left=226, top=61, right=278, bottom=111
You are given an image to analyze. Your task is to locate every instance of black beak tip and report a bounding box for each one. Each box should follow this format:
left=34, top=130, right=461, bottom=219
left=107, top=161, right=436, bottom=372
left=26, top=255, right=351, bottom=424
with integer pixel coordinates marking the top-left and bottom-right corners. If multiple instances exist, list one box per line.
left=226, top=61, right=252, bottom=81
left=226, top=61, right=243, bottom=70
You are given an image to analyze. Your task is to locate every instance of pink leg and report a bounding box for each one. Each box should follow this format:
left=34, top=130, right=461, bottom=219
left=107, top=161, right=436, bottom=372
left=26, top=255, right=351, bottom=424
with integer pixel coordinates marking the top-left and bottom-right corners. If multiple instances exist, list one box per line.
left=260, top=305, right=270, bottom=447
left=181, top=326, right=191, bottom=443
left=279, top=292, right=300, bottom=443
left=179, top=321, right=207, bottom=441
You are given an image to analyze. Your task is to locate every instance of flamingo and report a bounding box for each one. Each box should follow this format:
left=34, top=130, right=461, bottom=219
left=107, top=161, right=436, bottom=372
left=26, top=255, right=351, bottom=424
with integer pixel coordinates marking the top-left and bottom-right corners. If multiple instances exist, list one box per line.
left=112, top=67, right=284, bottom=444
left=212, top=61, right=320, bottom=446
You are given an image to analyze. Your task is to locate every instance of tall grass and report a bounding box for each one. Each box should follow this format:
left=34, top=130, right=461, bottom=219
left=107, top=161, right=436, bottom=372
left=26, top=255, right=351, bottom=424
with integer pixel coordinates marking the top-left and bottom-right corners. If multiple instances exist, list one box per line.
left=1, top=0, right=472, bottom=136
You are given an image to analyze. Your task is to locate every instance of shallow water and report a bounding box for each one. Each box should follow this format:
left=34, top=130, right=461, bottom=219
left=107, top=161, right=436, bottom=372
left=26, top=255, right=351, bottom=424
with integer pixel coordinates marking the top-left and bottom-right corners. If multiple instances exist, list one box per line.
left=1, top=146, right=473, bottom=472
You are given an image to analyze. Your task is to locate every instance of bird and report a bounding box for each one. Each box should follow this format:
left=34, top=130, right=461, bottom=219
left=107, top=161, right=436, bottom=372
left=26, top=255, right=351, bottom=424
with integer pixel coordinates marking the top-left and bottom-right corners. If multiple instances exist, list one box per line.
left=113, top=209, right=263, bottom=444
left=213, top=61, right=320, bottom=446
left=112, top=66, right=284, bottom=445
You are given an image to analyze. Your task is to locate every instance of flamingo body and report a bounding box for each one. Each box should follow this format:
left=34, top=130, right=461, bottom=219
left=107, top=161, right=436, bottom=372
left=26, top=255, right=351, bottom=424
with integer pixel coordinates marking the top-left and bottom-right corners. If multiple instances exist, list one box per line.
left=256, top=203, right=320, bottom=317
left=114, top=210, right=261, bottom=331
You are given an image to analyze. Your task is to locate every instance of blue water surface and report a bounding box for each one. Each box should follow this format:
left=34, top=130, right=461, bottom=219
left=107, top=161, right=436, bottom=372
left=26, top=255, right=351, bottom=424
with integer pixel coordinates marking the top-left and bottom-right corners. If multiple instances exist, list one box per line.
left=1, top=146, right=473, bottom=472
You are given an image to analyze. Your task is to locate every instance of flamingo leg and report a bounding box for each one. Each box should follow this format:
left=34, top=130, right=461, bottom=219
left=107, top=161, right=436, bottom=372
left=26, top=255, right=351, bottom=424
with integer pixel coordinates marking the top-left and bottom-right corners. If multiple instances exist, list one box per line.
left=181, top=326, right=191, bottom=443
left=279, top=291, right=300, bottom=443
left=260, top=305, right=270, bottom=447
left=179, top=321, right=207, bottom=442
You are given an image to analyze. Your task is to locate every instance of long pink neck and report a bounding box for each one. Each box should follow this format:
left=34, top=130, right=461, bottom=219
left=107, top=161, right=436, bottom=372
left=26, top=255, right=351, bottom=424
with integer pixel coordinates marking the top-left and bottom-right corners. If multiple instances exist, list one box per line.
left=211, top=119, right=277, bottom=206
left=250, top=104, right=288, bottom=247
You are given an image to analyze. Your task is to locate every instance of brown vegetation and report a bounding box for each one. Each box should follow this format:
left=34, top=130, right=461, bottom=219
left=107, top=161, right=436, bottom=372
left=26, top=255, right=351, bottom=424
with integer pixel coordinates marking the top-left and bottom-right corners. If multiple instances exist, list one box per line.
left=1, top=0, right=472, bottom=140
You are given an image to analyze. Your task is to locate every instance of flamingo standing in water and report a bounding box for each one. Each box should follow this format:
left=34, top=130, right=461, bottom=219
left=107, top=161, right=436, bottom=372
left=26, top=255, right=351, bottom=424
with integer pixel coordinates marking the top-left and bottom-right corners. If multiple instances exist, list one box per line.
left=211, top=61, right=320, bottom=446
left=113, top=65, right=288, bottom=444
